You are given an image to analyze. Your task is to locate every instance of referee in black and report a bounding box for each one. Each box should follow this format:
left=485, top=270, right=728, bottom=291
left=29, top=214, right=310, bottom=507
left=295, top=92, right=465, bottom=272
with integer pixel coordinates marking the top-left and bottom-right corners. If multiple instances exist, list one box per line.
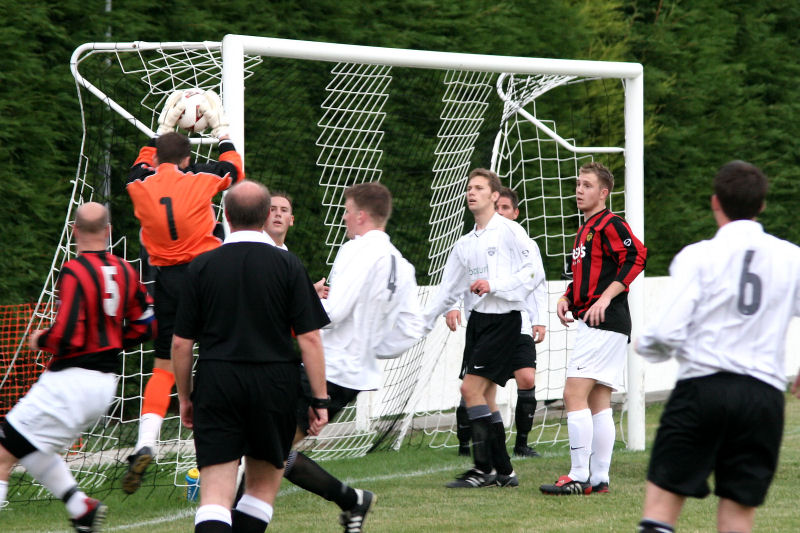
left=173, top=180, right=330, bottom=533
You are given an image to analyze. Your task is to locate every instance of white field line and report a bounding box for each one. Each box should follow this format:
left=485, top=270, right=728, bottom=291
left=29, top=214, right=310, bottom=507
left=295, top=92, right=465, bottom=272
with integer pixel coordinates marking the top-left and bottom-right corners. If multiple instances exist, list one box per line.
left=27, top=464, right=460, bottom=533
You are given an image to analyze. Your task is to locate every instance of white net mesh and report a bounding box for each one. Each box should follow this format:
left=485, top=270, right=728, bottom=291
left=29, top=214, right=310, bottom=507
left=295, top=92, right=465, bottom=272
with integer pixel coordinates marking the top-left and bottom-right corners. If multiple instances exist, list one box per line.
left=3, top=41, right=635, bottom=501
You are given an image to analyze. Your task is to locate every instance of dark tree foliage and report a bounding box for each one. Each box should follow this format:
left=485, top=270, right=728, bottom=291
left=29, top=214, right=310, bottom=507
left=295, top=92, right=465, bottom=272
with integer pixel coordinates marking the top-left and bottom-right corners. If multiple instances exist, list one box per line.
left=2, top=0, right=799, bottom=303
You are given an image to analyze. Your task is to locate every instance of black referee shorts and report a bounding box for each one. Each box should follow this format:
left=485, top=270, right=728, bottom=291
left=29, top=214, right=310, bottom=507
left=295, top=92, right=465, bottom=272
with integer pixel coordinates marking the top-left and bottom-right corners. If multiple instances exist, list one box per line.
left=461, top=310, right=521, bottom=386
left=647, top=372, right=784, bottom=507
left=153, top=263, right=189, bottom=359
left=192, top=360, right=300, bottom=470
left=296, top=370, right=360, bottom=434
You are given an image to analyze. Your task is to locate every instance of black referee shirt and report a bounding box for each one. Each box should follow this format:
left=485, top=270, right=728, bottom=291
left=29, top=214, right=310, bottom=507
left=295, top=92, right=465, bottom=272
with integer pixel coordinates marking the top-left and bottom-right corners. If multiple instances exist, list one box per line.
left=174, top=235, right=330, bottom=363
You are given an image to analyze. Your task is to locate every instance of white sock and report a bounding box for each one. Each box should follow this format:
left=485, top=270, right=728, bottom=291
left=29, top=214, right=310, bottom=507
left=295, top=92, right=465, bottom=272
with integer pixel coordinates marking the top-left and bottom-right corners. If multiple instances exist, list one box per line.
left=0, top=480, right=7, bottom=508
left=590, top=408, right=615, bottom=486
left=136, top=413, right=163, bottom=451
left=566, top=408, right=593, bottom=482
left=64, top=489, right=90, bottom=518
left=19, top=452, right=79, bottom=501
left=195, top=503, right=232, bottom=526
left=235, top=494, right=273, bottom=524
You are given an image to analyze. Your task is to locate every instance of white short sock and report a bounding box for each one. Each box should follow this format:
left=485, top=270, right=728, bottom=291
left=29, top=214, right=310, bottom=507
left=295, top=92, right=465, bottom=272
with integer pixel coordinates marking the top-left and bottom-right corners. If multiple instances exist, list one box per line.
left=566, top=408, right=593, bottom=482
left=235, top=494, right=273, bottom=524
left=195, top=503, right=232, bottom=526
left=135, top=413, right=163, bottom=452
left=590, top=408, right=615, bottom=485
left=0, top=480, right=8, bottom=508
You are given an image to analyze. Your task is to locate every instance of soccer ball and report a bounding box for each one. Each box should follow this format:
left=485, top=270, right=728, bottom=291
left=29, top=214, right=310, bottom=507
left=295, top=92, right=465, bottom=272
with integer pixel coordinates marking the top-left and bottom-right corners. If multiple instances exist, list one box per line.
left=177, top=89, right=209, bottom=133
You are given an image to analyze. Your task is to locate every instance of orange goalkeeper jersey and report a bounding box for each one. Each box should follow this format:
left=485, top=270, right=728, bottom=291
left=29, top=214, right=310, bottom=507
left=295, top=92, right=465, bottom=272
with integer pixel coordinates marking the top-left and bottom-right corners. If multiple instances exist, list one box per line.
left=126, top=140, right=244, bottom=266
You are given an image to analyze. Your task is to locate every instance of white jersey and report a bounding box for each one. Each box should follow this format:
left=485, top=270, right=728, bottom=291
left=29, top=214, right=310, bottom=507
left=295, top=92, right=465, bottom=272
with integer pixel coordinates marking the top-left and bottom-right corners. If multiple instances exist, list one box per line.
left=452, top=236, right=547, bottom=336
left=521, top=237, right=548, bottom=335
left=262, top=230, right=288, bottom=251
left=322, top=230, right=424, bottom=390
left=637, top=220, right=800, bottom=391
left=425, top=212, right=542, bottom=328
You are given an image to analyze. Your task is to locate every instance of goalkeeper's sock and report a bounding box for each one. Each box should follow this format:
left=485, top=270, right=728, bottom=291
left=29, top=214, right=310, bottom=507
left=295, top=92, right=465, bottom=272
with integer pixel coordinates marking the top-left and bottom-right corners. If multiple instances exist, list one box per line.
left=589, top=408, right=615, bottom=486
left=141, top=368, right=175, bottom=418
left=135, top=413, right=163, bottom=452
left=566, top=408, right=593, bottom=482
left=284, top=451, right=357, bottom=511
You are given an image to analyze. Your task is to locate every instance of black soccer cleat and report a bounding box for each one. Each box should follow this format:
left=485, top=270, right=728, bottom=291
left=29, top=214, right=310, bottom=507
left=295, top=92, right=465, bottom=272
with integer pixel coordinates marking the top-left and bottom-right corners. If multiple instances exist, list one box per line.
left=512, top=445, right=541, bottom=458
left=339, top=488, right=375, bottom=533
left=121, top=446, right=153, bottom=494
left=71, top=498, right=107, bottom=532
left=445, top=467, right=497, bottom=488
left=539, top=475, right=592, bottom=495
left=496, top=471, right=519, bottom=487
left=592, top=481, right=609, bottom=494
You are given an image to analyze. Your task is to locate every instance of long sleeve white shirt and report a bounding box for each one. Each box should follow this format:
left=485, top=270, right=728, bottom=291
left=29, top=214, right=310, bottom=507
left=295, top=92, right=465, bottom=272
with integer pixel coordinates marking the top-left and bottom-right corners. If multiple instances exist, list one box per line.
left=636, top=220, right=800, bottom=391
left=322, top=230, right=424, bottom=391
left=425, top=213, right=542, bottom=328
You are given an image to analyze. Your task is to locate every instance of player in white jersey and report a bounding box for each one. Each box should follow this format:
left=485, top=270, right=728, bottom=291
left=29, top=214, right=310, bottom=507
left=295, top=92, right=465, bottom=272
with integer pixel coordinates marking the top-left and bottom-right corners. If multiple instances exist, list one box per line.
left=635, top=160, right=800, bottom=533
left=284, top=182, right=425, bottom=533
left=425, top=169, right=543, bottom=488
left=453, top=187, right=548, bottom=458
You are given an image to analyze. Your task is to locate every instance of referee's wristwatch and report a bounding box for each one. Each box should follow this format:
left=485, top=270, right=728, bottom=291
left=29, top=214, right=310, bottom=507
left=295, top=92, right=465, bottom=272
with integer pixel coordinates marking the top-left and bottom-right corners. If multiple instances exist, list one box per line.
left=311, top=396, right=331, bottom=409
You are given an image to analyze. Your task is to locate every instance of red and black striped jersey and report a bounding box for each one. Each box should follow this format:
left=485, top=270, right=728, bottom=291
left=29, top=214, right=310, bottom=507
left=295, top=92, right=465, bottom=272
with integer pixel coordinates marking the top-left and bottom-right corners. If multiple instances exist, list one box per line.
left=126, top=139, right=245, bottom=266
left=37, top=251, right=156, bottom=373
left=563, top=209, right=646, bottom=336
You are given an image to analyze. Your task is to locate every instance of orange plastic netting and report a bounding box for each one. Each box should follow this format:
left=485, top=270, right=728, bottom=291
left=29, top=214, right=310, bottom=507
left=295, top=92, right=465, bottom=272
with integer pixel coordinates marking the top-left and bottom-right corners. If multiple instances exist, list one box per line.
left=0, top=304, right=45, bottom=418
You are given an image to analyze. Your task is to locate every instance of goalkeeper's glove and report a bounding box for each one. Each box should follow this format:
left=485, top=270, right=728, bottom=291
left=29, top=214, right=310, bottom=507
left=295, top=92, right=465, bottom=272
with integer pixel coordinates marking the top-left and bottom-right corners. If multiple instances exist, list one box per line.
left=157, top=91, right=187, bottom=135
left=200, top=89, right=230, bottom=139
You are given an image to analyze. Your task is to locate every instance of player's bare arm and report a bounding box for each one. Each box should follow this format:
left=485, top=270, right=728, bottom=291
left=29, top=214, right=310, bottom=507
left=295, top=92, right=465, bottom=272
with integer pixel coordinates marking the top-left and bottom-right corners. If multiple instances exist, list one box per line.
left=27, top=329, right=43, bottom=351
left=297, top=329, right=328, bottom=436
left=556, top=297, right=573, bottom=326
left=172, top=335, right=196, bottom=429
left=792, top=371, right=800, bottom=399
left=533, top=325, right=546, bottom=343
left=470, top=279, right=490, bottom=296
left=445, top=309, right=461, bottom=332
left=314, top=277, right=329, bottom=299
left=584, top=280, right=627, bottom=327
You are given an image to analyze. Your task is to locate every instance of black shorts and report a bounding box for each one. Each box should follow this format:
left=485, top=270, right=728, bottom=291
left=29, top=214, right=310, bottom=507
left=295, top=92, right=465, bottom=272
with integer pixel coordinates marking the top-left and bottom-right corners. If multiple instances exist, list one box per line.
left=296, top=370, right=360, bottom=434
left=192, top=360, right=300, bottom=470
left=461, top=310, right=521, bottom=386
left=647, top=372, right=784, bottom=507
left=153, top=264, right=189, bottom=359
left=510, top=333, right=536, bottom=373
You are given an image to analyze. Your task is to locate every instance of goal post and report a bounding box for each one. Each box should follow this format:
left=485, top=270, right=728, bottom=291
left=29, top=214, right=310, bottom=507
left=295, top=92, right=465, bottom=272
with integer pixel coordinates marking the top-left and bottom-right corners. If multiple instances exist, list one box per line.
left=3, top=35, right=644, bottom=502
left=221, top=34, right=646, bottom=450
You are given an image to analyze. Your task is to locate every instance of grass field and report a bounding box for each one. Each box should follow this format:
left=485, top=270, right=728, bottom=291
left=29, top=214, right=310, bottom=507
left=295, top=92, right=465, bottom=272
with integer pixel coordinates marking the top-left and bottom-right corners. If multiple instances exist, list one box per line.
left=3, top=395, right=800, bottom=532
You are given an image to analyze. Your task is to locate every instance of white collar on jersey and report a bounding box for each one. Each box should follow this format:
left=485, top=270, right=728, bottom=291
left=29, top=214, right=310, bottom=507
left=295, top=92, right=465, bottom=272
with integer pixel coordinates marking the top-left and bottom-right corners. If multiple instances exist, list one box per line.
left=223, top=230, right=274, bottom=245
left=353, top=229, right=390, bottom=242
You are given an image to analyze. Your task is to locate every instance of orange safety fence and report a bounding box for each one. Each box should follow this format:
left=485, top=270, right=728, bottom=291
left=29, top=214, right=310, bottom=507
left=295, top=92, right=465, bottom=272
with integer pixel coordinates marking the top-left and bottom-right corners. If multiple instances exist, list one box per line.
left=0, top=304, right=47, bottom=418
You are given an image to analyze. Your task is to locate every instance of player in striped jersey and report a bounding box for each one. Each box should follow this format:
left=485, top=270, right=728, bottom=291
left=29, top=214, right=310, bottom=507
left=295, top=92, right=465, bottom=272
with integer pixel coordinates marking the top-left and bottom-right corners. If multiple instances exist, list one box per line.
left=636, top=161, right=800, bottom=533
left=123, top=91, right=244, bottom=494
left=0, top=203, right=155, bottom=532
left=540, top=161, right=646, bottom=496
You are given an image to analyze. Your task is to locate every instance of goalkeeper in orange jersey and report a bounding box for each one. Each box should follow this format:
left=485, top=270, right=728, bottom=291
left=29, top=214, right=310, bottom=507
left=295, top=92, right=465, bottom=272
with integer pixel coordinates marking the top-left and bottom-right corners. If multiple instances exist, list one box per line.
left=122, top=89, right=244, bottom=494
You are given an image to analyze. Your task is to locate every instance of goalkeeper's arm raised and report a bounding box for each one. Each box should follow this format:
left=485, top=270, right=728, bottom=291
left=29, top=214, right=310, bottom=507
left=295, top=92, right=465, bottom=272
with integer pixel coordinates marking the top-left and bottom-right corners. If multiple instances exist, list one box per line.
left=200, top=89, right=230, bottom=140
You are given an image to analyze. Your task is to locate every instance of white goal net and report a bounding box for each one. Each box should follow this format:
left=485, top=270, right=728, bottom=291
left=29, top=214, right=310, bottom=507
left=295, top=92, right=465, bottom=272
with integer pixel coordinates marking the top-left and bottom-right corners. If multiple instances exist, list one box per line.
left=1, top=36, right=643, bottom=500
